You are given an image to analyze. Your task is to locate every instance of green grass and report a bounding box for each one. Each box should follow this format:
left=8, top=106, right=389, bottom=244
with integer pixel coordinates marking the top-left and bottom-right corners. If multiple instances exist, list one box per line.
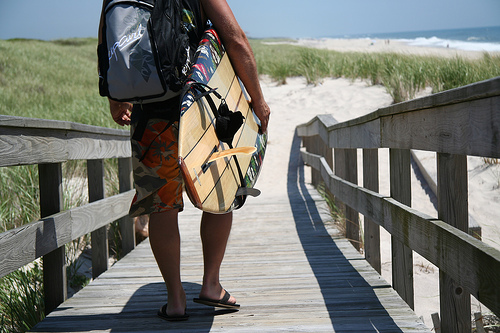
left=0, top=261, right=44, bottom=333
left=0, top=38, right=114, bottom=127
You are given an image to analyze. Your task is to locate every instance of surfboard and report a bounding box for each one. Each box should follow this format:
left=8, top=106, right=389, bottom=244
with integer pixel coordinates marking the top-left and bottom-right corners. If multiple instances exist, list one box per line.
left=178, top=29, right=267, bottom=214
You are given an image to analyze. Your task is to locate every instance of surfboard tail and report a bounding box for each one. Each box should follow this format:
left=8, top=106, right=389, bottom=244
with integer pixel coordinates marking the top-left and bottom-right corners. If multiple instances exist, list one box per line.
left=178, top=157, right=203, bottom=209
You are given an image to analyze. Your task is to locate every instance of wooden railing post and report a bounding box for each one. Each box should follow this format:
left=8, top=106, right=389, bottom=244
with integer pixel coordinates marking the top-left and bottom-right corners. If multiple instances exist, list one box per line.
left=322, top=140, right=333, bottom=181
left=88, top=159, right=108, bottom=279
left=437, top=153, right=471, bottom=332
left=389, top=148, right=414, bottom=309
left=303, top=135, right=332, bottom=187
left=304, top=136, right=320, bottom=186
left=39, top=163, right=66, bottom=315
left=363, top=149, right=381, bottom=273
left=345, top=149, right=359, bottom=250
left=335, top=148, right=360, bottom=250
left=118, top=157, right=135, bottom=256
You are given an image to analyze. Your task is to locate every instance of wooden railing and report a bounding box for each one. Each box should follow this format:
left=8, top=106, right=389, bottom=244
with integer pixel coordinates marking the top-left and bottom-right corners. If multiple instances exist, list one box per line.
left=0, top=116, right=134, bottom=314
left=296, top=77, right=500, bottom=333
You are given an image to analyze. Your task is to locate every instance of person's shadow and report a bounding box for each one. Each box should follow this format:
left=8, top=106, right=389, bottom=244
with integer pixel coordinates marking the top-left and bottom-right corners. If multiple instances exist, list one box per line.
left=36, top=281, right=237, bottom=332
left=287, top=130, right=404, bottom=332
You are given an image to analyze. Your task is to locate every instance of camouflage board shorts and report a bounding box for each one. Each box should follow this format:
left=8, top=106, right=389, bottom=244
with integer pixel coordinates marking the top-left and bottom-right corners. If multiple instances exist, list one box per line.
left=129, top=117, right=184, bottom=217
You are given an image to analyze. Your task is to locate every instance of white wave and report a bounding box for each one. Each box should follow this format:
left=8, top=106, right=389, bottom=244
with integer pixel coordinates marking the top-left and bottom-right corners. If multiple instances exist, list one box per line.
left=399, top=36, right=500, bottom=52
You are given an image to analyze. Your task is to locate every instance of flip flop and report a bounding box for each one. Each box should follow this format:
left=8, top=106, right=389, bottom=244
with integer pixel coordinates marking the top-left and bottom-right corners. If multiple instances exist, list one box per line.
left=157, top=304, right=189, bottom=321
left=193, top=289, right=240, bottom=309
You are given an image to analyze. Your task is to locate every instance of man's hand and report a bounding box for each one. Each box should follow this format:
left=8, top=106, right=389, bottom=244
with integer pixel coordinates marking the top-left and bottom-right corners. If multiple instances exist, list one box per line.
left=251, top=99, right=270, bottom=134
left=109, top=98, right=133, bottom=126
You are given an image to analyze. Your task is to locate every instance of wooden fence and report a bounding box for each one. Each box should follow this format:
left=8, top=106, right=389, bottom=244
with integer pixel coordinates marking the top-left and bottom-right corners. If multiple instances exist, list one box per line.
left=0, top=116, right=134, bottom=314
left=296, top=77, right=500, bottom=333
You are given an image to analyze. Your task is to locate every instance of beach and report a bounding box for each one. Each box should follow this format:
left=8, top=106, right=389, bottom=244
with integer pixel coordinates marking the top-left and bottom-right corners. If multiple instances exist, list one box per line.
left=253, top=38, right=500, bottom=325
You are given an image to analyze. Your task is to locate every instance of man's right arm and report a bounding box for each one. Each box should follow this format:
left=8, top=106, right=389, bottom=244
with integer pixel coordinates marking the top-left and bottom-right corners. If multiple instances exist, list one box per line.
left=201, top=0, right=270, bottom=133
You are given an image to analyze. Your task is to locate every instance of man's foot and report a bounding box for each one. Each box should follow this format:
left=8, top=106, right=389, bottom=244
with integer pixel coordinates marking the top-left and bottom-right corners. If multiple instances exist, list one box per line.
left=157, top=303, right=189, bottom=321
left=194, top=289, right=240, bottom=309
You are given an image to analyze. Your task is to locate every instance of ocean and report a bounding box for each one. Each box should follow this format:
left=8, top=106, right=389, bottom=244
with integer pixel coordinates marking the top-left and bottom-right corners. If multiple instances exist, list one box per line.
left=336, top=26, right=500, bottom=53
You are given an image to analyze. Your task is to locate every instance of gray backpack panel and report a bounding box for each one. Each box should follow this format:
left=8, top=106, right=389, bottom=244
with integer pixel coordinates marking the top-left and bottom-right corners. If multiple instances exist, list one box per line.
left=105, top=3, right=165, bottom=101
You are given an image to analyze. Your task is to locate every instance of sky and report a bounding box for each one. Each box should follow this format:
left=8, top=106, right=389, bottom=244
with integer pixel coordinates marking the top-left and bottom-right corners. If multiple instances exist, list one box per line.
left=0, top=0, right=499, bottom=40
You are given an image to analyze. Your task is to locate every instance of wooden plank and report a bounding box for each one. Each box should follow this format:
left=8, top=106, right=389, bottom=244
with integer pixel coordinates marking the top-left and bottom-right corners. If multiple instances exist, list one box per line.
left=70, top=191, right=135, bottom=240
left=376, top=76, right=500, bottom=118
left=0, top=191, right=134, bottom=278
left=390, top=148, right=414, bottom=309
left=38, top=162, right=67, bottom=314
left=380, top=96, right=500, bottom=157
left=334, top=147, right=347, bottom=224
left=301, top=150, right=500, bottom=315
left=0, top=121, right=130, bottom=167
left=0, top=115, right=130, bottom=135
left=88, top=159, right=108, bottom=279
left=31, top=184, right=429, bottom=332
left=329, top=118, right=381, bottom=149
left=307, top=136, right=322, bottom=186
left=437, top=153, right=471, bottom=332
left=363, top=148, right=381, bottom=273
left=345, top=148, right=360, bottom=251
left=118, top=157, right=135, bottom=256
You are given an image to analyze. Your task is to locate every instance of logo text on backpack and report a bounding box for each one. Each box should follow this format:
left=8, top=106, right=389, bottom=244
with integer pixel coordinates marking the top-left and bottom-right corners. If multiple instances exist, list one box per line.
left=108, top=23, right=147, bottom=61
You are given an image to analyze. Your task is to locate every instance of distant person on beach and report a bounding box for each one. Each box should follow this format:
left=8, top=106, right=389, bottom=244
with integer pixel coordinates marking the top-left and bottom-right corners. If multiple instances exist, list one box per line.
left=99, top=0, right=270, bottom=322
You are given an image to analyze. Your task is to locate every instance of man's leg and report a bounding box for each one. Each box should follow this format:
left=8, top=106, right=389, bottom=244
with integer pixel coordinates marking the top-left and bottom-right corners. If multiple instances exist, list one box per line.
left=148, top=209, right=186, bottom=315
left=199, top=211, right=237, bottom=304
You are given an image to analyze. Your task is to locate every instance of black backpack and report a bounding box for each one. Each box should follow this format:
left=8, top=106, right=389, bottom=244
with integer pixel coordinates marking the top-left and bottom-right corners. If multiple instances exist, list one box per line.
left=98, top=0, right=192, bottom=103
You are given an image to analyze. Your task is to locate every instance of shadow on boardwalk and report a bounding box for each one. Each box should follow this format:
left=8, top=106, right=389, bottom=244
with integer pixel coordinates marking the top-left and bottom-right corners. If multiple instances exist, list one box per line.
left=36, top=281, right=237, bottom=332
left=287, top=130, right=403, bottom=332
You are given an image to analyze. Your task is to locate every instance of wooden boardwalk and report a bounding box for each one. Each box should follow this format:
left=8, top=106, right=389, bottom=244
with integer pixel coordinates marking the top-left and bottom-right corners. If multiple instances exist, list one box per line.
left=31, top=143, right=430, bottom=332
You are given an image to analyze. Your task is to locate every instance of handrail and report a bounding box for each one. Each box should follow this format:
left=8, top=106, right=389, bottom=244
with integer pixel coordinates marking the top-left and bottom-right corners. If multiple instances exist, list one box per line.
left=0, top=115, right=133, bottom=314
left=296, top=76, right=500, bottom=332
left=0, top=191, right=135, bottom=277
left=0, top=115, right=130, bottom=167
left=298, top=77, right=500, bottom=157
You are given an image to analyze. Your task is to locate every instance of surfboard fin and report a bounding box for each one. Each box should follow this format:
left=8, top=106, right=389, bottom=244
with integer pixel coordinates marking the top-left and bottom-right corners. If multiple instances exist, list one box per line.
left=207, top=146, right=257, bottom=163
left=235, top=187, right=261, bottom=197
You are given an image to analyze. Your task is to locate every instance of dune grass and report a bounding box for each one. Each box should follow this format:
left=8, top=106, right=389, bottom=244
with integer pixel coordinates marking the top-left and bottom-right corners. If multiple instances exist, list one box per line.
left=250, top=39, right=500, bottom=103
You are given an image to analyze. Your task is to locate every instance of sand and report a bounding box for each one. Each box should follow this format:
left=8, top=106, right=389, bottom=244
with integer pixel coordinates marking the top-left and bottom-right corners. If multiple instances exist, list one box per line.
left=254, top=39, right=500, bottom=326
